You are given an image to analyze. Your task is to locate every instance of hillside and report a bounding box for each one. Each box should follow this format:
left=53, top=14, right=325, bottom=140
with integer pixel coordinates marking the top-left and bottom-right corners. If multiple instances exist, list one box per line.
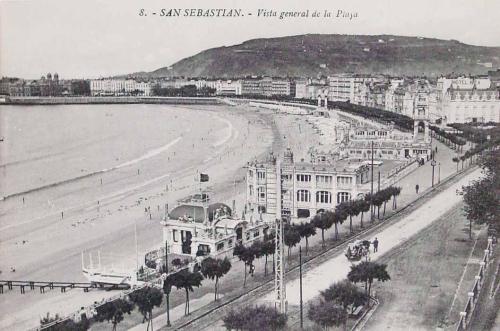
left=147, top=34, right=500, bottom=78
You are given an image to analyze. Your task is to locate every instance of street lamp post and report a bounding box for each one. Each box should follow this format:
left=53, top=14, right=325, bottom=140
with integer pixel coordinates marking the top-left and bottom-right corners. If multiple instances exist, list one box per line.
left=438, top=162, right=441, bottom=184
left=431, top=160, right=437, bottom=187
left=299, top=246, right=303, bottom=329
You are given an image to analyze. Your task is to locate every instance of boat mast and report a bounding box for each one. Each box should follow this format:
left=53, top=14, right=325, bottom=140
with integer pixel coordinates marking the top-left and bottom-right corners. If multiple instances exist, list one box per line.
left=134, top=220, right=139, bottom=273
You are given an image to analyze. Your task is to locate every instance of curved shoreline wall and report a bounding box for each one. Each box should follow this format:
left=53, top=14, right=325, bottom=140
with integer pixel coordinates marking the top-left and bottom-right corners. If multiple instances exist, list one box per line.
left=1, top=96, right=223, bottom=105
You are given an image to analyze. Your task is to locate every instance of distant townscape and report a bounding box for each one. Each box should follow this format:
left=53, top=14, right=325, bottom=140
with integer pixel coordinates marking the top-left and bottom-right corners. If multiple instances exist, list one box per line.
left=2, top=70, right=499, bottom=124
left=1, top=33, right=500, bottom=331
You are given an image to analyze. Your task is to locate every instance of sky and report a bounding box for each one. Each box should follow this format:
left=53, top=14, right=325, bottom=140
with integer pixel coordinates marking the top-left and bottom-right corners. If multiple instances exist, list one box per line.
left=1, top=0, right=500, bottom=79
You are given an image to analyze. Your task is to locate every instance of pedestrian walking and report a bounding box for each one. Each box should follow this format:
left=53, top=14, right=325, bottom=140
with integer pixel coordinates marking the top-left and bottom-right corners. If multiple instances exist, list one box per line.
left=415, top=184, right=420, bottom=194
left=373, top=238, right=379, bottom=253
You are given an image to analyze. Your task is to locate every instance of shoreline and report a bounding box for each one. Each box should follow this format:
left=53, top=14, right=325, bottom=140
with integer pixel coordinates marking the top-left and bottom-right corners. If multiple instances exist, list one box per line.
left=0, top=96, right=223, bottom=105
left=0, top=103, right=289, bottom=330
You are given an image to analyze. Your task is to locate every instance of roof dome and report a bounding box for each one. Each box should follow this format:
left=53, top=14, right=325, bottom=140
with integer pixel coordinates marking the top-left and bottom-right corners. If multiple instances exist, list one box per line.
left=169, top=203, right=232, bottom=223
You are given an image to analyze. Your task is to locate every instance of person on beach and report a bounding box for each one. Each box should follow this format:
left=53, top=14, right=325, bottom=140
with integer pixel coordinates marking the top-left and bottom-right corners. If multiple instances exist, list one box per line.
left=373, top=238, right=379, bottom=252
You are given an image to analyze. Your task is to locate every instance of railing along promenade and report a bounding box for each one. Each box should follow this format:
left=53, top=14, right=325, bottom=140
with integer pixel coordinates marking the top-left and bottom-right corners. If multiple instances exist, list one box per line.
left=456, top=237, right=496, bottom=331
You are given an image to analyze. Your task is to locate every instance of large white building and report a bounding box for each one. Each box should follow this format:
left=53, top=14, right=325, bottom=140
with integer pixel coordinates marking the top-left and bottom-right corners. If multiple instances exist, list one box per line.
left=436, top=76, right=500, bottom=123
left=327, top=74, right=384, bottom=102
left=215, top=80, right=242, bottom=95
left=246, top=150, right=371, bottom=221
left=90, top=79, right=151, bottom=96
left=159, top=79, right=218, bottom=90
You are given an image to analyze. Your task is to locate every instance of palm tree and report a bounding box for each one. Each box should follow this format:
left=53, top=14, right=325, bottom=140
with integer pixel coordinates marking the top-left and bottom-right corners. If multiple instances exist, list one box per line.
left=347, top=261, right=391, bottom=296
left=297, top=221, right=316, bottom=255
left=356, top=199, right=370, bottom=228
left=162, top=274, right=174, bottom=327
left=368, top=192, right=384, bottom=219
left=261, top=238, right=275, bottom=275
left=200, top=257, right=232, bottom=301
left=95, top=298, right=134, bottom=331
left=390, top=186, right=402, bottom=210
left=171, top=269, right=204, bottom=315
left=234, top=243, right=258, bottom=287
left=128, top=286, right=163, bottom=331
left=284, top=224, right=301, bottom=258
left=251, top=240, right=265, bottom=274
left=312, top=210, right=334, bottom=248
left=381, top=188, right=393, bottom=217
left=342, top=200, right=360, bottom=234
left=332, top=208, right=347, bottom=240
left=233, top=243, right=248, bottom=286
left=452, top=156, right=460, bottom=172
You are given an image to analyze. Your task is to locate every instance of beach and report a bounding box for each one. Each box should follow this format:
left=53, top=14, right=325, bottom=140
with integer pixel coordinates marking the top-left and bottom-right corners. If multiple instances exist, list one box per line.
left=0, top=102, right=320, bottom=330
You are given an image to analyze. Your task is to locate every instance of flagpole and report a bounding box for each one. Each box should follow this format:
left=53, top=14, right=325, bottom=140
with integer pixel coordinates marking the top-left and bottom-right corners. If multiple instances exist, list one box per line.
left=134, top=219, right=139, bottom=277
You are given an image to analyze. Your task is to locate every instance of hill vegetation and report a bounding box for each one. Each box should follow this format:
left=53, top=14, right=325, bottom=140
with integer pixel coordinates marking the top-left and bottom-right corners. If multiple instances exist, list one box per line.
left=145, top=34, right=500, bottom=78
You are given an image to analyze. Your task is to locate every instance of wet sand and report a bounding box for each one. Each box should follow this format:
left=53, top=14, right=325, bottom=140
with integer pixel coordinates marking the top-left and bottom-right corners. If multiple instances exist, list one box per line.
left=0, top=102, right=321, bottom=330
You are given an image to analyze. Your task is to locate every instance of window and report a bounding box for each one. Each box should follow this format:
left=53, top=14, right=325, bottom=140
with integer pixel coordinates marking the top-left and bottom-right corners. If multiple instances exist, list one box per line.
left=172, top=230, right=178, bottom=242
left=258, top=205, right=266, bottom=213
left=246, top=232, right=251, bottom=241
left=216, top=242, right=225, bottom=251
left=296, top=174, right=311, bottom=182
left=316, top=191, right=332, bottom=203
left=257, top=171, right=266, bottom=180
left=248, top=170, right=253, bottom=178
left=228, top=239, right=233, bottom=248
left=249, top=185, right=254, bottom=196
left=316, top=175, right=333, bottom=185
left=197, top=244, right=210, bottom=255
left=337, top=192, right=351, bottom=203
left=254, top=230, right=260, bottom=238
left=297, top=209, right=310, bottom=218
left=257, top=187, right=266, bottom=199
left=337, top=176, right=353, bottom=185
left=297, top=190, right=311, bottom=202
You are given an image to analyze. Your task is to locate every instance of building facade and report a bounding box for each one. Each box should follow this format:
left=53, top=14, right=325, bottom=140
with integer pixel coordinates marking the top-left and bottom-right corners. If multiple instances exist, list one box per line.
left=161, top=193, right=268, bottom=259
left=90, top=79, right=152, bottom=96
left=246, top=150, right=371, bottom=222
left=215, top=80, right=242, bottom=95
left=327, top=74, right=384, bottom=102
left=437, top=76, right=500, bottom=123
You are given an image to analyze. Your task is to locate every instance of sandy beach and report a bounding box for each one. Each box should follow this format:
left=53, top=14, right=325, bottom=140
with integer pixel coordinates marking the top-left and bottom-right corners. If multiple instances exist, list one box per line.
left=0, top=103, right=320, bottom=330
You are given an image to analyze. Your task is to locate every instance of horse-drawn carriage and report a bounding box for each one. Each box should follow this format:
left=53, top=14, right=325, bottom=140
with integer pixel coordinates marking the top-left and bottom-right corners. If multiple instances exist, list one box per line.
left=345, top=240, right=371, bottom=261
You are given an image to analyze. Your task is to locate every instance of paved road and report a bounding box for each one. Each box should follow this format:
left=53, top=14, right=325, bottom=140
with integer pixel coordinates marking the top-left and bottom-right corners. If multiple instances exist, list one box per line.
left=149, top=166, right=481, bottom=331
left=260, top=168, right=481, bottom=305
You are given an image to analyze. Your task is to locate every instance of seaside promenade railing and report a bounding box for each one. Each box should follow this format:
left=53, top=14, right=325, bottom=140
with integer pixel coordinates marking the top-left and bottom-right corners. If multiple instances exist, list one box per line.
left=456, top=236, right=496, bottom=331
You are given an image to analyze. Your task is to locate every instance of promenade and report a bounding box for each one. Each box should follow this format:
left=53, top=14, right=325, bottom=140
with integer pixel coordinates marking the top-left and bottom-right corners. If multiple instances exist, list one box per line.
left=114, top=139, right=469, bottom=331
